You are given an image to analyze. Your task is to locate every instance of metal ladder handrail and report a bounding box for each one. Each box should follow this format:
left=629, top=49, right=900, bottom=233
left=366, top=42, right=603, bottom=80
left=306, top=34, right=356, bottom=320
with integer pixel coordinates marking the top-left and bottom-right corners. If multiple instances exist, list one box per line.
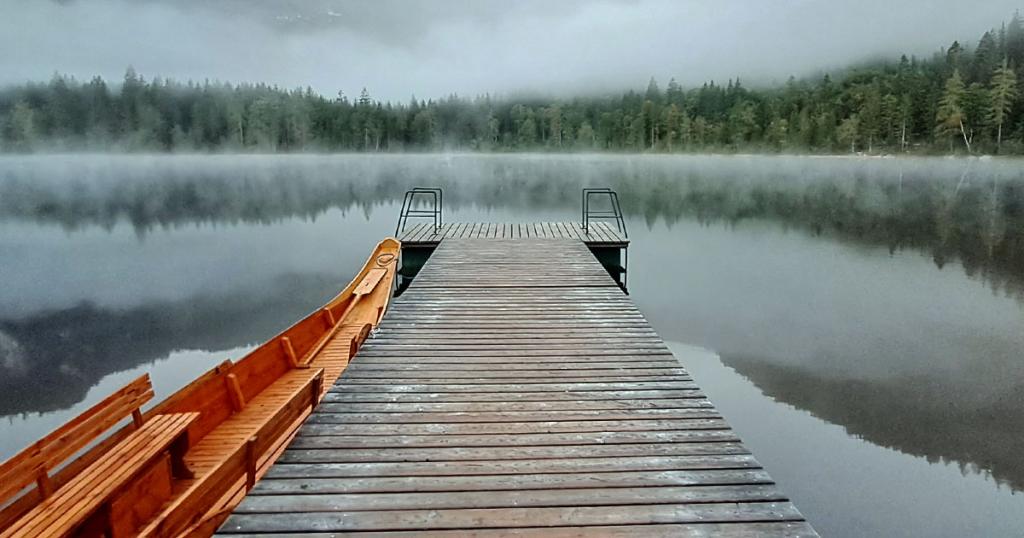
left=581, top=188, right=628, bottom=293
left=395, top=187, right=443, bottom=236
left=582, top=188, right=627, bottom=237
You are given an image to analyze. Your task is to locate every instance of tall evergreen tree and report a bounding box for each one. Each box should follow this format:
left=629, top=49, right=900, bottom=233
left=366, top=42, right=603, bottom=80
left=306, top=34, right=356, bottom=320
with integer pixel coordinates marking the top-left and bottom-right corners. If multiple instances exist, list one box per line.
left=837, top=115, right=859, bottom=153
left=1007, top=12, right=1024, bottom=67
left=989, top=58, right=1018, bottom=151
left=973, top=31, right=1001, bottom=83
left=6, top=102, right=37, bottom=151
left=936, top=69, right=971, bottom=152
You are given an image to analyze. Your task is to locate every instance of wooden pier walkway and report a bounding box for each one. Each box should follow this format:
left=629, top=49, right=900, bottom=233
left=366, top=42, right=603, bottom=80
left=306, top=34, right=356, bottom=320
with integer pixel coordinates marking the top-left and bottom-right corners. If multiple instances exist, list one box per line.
left=216, top=235, right=817, bottom=536
left=398, top=221, right=629, bottom=247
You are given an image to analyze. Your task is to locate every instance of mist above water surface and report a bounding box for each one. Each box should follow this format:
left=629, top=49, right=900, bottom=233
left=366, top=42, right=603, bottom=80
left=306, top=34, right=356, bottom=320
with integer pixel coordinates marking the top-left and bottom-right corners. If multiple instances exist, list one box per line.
left=1, top=153, right=1023, bottom=537
left=3, top=153, right=1023, bottom=304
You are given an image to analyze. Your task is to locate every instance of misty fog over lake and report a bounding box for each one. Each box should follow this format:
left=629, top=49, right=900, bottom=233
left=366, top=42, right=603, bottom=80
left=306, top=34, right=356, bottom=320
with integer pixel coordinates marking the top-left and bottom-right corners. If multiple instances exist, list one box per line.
left=0, top=153, right=1023, bottom=536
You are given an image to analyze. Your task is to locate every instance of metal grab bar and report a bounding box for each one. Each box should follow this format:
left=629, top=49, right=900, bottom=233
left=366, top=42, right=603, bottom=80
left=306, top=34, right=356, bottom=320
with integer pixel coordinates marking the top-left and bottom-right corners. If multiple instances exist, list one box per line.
left=581, top=188, right=628, bottom=293
left=396, top=187, right=443, bottom=235
left=582, top=188, right=627, bottom=237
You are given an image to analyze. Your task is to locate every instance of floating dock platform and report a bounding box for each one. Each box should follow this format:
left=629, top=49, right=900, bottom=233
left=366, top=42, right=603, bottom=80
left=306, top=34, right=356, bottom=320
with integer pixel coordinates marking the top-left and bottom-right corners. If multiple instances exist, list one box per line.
left=216, top=225, right=817, bottom=535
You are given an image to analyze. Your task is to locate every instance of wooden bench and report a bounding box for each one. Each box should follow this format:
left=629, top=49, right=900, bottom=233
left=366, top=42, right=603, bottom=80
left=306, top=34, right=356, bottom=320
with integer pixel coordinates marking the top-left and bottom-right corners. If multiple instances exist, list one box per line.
left=0, top=375, right=197, bottom=537
left=140, top=368, right=324, bottom=537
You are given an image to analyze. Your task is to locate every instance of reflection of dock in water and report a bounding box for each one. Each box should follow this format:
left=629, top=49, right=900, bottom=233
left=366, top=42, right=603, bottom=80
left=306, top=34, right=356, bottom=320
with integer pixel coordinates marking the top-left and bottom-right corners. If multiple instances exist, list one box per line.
left=218, top=190, right=817, bottom=536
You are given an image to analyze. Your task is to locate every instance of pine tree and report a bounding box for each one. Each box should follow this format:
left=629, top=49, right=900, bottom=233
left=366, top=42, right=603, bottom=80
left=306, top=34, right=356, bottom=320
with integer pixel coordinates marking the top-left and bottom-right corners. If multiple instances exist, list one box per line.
left=898, top=94, right=913, bottom=152
left=645, top=77, right=661, bottom=102
left=661, top=104, right=681, bottom=151
left=666, top=78, right=684, bottom=106
left=972, top=31, right=1000, bottom=83
left=936, top=69, right=971, bottom=152
left=486, top=115, right=500, bottom=147
left=576, top=122, right=596, bottom=150
left=946, top=41, right=964, bottom=73
left=727, top=100, right=757, bottom=146
left=546, top=106, right=563, bottom=148
left=858, top=81, right=883, bottom=152
left=358, top=88, right=372, bottom=107
left=765, top=117, right=789, bottom=151
left=989, top=58, right=1018, bottom=152
left=7, top=101, right=37, bottom=151
left=411, top=108, right=436, bottom=147
left=1007, top=12, right=1024, bottom=68
left=517, top=117, right=537, bottom=148
left=641, top=100, right=658, bottom=148
left=837, top=115, right=859, bottom=153
left=962, top=83, right=989, bottom=147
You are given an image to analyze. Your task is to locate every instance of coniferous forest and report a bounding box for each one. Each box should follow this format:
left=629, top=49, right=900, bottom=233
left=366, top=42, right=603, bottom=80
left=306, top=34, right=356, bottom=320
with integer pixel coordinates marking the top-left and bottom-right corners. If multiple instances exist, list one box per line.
left=2, top=13, right=1024, bottom=155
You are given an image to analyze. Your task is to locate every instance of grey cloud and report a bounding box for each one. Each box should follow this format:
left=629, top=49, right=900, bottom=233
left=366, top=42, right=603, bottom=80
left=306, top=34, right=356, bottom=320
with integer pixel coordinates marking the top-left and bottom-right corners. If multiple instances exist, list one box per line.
left=1, top=0, right=1021, bottom=101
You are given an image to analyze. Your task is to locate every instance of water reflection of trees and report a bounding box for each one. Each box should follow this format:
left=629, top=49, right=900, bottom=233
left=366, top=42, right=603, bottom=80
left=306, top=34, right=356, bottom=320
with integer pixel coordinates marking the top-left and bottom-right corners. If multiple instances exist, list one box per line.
left=3, top=156, right=1022, bottom=296
left=0, top=272, right=340, bottom=416
left=619, top=172, right=1024, bottom=303
left=3, top=155, right=1023, bottom=483
left=726, top=356, right=1024, bottom=492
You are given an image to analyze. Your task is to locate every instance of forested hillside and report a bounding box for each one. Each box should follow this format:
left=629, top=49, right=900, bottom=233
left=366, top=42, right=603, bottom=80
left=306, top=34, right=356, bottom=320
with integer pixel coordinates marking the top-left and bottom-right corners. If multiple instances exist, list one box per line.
left=2, top=12, right=1023, bottom=154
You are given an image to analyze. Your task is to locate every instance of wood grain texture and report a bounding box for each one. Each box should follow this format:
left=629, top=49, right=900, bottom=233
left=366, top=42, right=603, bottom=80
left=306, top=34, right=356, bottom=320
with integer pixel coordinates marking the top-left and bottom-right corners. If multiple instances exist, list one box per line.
left=217, top=237, right=816, bottom=536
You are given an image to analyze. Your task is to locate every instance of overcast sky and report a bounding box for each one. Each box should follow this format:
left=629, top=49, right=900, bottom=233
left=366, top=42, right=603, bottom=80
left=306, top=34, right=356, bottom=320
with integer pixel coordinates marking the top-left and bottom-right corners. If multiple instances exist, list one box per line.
left=1, top=0, right=1021, bottom=101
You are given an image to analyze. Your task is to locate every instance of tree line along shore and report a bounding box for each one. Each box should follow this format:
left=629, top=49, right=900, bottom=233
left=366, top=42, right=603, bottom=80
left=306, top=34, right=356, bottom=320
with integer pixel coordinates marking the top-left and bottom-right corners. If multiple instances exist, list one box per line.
left=1, top=13, right=1023, bottom=156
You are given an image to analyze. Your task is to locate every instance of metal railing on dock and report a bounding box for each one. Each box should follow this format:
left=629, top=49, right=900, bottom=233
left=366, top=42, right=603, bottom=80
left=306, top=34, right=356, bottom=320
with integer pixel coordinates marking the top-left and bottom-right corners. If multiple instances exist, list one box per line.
left=582, top=188, right=627, bottom=238
left=393, top=187, right=630, bottom=293
left=582, top=188, right=628, bottom=291
left=395, top=187, right=443, bottom=236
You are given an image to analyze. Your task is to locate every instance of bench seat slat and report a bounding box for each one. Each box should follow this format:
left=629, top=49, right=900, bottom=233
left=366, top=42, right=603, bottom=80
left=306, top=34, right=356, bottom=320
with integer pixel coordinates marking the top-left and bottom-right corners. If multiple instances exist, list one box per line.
left=38, top=414, right=195, bottom=536
left=141, top=369, right=323, bottom=537
left=20, top=423, right=167, bottom=537
left=185, top=368, right=321, bottom=475
left=0, top=375, right=153, bottom=503
left=2, top=413, right=198, bottom=538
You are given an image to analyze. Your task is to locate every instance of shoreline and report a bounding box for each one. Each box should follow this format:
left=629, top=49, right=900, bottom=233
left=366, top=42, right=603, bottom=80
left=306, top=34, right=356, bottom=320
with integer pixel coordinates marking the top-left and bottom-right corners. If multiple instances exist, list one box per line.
left=0, top=151, right=1021, bottom=161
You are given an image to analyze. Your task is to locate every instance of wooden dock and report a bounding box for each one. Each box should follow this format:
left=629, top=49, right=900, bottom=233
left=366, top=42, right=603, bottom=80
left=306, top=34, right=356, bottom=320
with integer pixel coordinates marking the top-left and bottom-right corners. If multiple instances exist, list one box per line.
left=398, top=221, right=629, bottom=247
left=216, top=234, right=817, bottom=536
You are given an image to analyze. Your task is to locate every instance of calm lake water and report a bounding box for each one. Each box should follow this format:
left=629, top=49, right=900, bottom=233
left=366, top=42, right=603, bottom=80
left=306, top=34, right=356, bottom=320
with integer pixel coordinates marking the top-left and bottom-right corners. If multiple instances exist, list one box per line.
left=2, top=154, right=1023, bottom=536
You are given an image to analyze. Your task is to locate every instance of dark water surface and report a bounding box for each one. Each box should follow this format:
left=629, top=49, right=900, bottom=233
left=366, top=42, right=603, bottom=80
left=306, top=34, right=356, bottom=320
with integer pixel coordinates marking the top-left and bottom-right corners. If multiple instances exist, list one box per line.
left=2, top=154, right=1023, bottom=536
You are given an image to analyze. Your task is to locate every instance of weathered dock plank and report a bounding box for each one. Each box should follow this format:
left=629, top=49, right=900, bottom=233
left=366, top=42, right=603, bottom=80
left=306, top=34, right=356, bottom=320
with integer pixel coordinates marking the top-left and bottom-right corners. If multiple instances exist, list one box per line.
left=398, top=221, right=628, bottom=247
left=217, top=237, right=815, bottom=536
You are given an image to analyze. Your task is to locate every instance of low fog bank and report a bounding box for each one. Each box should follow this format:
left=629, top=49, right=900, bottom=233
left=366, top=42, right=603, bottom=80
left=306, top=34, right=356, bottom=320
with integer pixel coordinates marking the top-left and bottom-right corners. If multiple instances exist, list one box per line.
left=2, top=0, right=1021, bottom=100
left=2, top=153, right=1022, bottom=295
left=2, top=153, right=1022, bottom=230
